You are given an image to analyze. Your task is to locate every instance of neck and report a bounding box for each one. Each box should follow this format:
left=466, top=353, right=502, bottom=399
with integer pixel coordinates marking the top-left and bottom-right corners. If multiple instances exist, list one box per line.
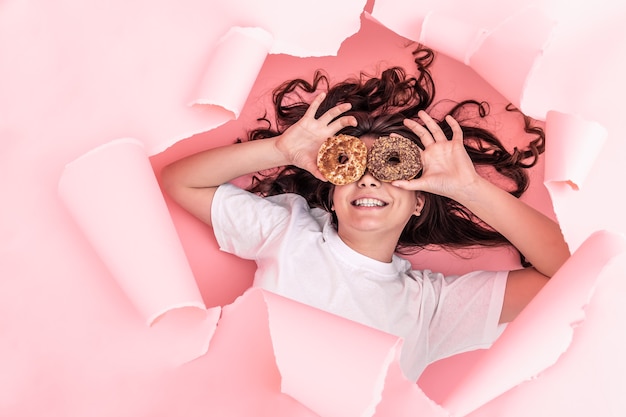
left=337, top=230, right=399, bottom=263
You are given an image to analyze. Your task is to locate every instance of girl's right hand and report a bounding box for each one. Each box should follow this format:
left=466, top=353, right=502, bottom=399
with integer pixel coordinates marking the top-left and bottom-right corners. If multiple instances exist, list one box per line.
left=274, top=92, right=357, bottom=181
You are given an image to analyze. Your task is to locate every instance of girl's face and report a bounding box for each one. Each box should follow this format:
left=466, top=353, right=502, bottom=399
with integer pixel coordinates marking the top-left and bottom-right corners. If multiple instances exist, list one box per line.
left=331, top=137, right=424, bottom=239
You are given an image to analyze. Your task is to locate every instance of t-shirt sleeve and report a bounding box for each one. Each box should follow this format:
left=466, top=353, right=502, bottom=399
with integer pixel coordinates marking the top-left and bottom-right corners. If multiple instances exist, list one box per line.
left=425, top=269, right=508, bottom=363
left=210, top=183, right=303, bottom=260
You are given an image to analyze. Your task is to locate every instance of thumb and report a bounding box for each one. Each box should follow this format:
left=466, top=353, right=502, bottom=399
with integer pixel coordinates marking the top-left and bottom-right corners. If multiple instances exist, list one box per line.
left=391, top=178, right=425, bottom=191
left=305, top=162, right=328, bottom=182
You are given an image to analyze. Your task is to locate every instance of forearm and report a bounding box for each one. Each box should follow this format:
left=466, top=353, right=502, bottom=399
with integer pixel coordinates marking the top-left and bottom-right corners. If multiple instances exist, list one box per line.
left=161, top=137, right=288, bottom=192
left=456, top=177, right=570, bottom=277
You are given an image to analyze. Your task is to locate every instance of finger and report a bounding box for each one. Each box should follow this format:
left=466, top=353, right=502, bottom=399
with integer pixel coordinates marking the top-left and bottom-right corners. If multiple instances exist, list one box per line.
left=403, top=118, right=434, bottom=146
left=301, top=92, right=328, bottom=122
left=317, top=101, right=353, bottom=126
left=418, top=111, right=447, bottom=142
left=306, top=163, right=329, bottom=182
left=445, top=115, right=464, bottom=143
left=327, top=114, right=357, bottom=133
left=391, top=178, right=424, bottom=191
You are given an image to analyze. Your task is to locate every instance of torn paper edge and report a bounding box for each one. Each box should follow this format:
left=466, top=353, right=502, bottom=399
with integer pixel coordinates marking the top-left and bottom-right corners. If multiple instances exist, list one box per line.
left=58, top=138, right=208, bottom=327
left=461, top=238, right=626, bottom=417
left=543, top=110, right=608, bottom=191
left=211, top=286, right=451, bottom=417
left=189, top=26, right=274, bottom=119
left=499, top=7, right=558, bottom=119
left=149, top=301, right=210, bottom=327
left=149, top=304, right=222, bottom=368
left=467, top=6, right=557, bottom=113
left=516, top=10, right=559, bottom=120
left=419, top=11, right=489, bottom=65
left=442, top=230, right=626, bottom=417
left=259, top=288, right=406, bottom=417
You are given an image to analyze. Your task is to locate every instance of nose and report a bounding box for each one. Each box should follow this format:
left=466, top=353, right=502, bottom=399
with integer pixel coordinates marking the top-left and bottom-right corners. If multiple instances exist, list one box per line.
left=357, top=170, right=381, bottom=188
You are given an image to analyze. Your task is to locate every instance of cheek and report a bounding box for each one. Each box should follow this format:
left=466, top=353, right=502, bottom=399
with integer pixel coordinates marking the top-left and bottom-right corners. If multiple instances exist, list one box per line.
left=331, top=185, right=347, bottom=203
left=330, top=186, right=358, bottom=221
left=399, top=192, right=421, bottom=215
left=330, top=186, right=344, bottom=211
left=392, top=189, right=418, bottom=205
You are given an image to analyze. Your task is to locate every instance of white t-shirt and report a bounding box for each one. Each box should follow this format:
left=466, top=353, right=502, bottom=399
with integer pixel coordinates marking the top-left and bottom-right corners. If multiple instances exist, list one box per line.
left=212, top=183, right=507, bottom=381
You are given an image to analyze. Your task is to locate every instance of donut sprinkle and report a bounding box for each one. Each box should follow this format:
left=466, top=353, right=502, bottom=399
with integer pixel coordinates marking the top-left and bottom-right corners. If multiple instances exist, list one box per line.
left=367, top=135, right=422, bottom=182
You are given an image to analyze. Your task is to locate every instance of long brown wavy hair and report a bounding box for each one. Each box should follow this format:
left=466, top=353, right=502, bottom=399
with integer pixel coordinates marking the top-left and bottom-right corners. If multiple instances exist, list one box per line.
left=240, top=45, right=544, bottom=263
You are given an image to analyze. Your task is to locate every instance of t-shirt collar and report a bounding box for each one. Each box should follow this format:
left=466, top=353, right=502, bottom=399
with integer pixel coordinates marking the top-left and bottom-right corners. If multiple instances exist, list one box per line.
left=322, top=220, right=410, bottom=278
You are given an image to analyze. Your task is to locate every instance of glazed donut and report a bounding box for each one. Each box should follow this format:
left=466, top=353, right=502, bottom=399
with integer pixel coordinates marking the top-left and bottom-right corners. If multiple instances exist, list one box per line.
left=367, top=135, right=422, bottom=182
left=317, top=134, right=367, bottom=185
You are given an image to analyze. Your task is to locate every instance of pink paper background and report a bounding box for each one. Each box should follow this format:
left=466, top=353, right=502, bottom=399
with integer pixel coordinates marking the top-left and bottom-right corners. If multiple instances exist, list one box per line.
left=2, top=1, right=625, bottom=416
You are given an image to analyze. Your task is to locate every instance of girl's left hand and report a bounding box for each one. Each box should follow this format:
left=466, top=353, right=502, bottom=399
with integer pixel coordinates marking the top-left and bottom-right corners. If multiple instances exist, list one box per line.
left=392, top=111, right=480, bottom=199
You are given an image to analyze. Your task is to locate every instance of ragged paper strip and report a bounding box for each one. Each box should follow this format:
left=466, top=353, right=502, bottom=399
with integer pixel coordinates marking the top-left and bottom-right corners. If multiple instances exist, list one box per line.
left=264, top=290, right=402, bottom=417
left=419, top=6, right=556, bottom=116
left=465, top=249, right=626, bottom=417
left=220, top=288, right=449, bottom=417
left=190, top=27, right=274, bottom=119
left=442, top=230, right=626, bottom=416
left=58, top=138, right=219, bottom=365
left=419, top=12, right=488, bottom=65
left=211, top=0, right=365, bottom=57
left=374, top=356, right=449, bottom=417
left=543, top=111, right=608, bottom=191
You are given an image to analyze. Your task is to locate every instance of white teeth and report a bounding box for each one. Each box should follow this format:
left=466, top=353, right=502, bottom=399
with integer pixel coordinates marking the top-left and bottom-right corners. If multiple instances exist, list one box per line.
left=353, top=198, right=386, bottom=207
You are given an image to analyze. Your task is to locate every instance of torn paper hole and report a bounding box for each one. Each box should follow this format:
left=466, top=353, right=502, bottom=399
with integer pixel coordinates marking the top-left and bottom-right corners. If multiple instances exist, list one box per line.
left=544, top=111, right=608, bottom=191
left=58, top=138, right=218, bottom=364
left=190, top=26, right=274, bottom=119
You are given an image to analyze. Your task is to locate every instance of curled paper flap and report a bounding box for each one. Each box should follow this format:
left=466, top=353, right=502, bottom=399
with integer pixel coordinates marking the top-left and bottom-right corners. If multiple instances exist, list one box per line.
left=374, top=359, right=450, bottom=417
left=464, top=249, right=626, bottom=417
left=468, top=6, right=556, bottom=113
left=219, top=288, right=452, bottom=417
left=58, top=138, right=218, bottom=364
left=147, top=305, right=221, bottom=367
left=443, top=230, right=626, bottom=416
left=544, top=111, right=608, bottom=191
left=263, top=290, right=404, bottom=417
left=191, top=27, right=274, bottom=119
left=58, top=139, right=205, bottom=325
left=419, top=11, right=488, bottom=65
left=214, top=0, right=364, bottom=57
left=363, top=9, right=426, bottom=46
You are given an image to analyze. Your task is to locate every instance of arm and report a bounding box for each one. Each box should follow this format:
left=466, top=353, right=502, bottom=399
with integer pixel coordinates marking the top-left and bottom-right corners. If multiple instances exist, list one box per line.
left=450, top=174, right=569, bottom=324
left=395, top=111, right=570, bottom=323
left=160, top=93, right=356, bottom=226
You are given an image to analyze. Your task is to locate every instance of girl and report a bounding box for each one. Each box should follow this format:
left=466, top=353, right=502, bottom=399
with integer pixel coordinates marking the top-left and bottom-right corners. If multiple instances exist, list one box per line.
left=160, top=47, right=570, bottom=381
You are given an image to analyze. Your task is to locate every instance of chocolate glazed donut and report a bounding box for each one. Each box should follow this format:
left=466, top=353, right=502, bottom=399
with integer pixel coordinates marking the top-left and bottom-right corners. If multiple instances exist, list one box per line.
left=367, top=135, right=422, bottom=182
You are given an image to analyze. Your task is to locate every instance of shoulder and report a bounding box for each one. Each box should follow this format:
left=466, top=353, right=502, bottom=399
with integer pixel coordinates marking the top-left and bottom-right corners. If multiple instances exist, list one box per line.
left=406, top=267, right=508, bottom=294
left=214, top=183, right=329, bottom=228
left=215, top=183, right=310, bottom=211
left=212, top=184, right=331, bottom=258
left=500, top=267, right=549, bottom=324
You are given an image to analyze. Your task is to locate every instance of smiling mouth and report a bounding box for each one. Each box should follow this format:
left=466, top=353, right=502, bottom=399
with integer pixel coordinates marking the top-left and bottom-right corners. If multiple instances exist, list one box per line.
left=352, top=198, right=388, bottom=207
